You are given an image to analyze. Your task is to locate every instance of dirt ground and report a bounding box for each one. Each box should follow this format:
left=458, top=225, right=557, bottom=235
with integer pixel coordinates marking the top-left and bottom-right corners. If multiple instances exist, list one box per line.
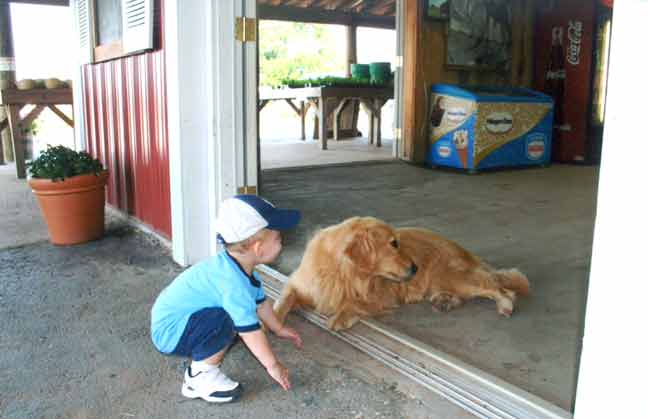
left=0, top=216, right=475, bottom=419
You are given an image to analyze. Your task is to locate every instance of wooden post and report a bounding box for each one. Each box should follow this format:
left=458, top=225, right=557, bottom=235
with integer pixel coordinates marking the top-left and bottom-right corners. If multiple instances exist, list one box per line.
left=346, top=24, right=357, bottom=77
left=7, top=104, right=25, bottom=178
left=346, top=24, right=360, bottom=138
left=0, top=2, right=16, bottom=165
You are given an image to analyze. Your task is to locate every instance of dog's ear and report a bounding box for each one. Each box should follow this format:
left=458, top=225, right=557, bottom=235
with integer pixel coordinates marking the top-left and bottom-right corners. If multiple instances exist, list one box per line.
left=344, top=229, right=376, bottom=273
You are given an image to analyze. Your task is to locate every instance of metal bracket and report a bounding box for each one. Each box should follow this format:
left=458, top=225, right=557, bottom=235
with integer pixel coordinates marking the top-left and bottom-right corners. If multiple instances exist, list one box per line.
left=237, top=185, right=258, bottom=195
left=235, top=17, right=257, bottom=42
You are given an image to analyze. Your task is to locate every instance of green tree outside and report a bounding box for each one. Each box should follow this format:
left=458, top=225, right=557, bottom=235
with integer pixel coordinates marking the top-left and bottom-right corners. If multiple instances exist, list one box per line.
left=259, top=21, right=346, bottom=88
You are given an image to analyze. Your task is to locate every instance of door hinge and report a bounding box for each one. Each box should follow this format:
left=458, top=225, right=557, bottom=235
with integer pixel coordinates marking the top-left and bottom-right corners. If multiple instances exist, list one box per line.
left=395, top=127, right=402, bottom=141
left=235, top=17, right=257, bottom=42
left=237, top=185, right=258, bottom=195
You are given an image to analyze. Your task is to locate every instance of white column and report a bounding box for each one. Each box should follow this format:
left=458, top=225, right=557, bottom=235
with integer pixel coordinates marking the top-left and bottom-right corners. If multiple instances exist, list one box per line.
left=165, top=0, right=211, bottom=266
left=166, top=0, right=246, bottom=265
left=574, top=1, right=648, bottom=418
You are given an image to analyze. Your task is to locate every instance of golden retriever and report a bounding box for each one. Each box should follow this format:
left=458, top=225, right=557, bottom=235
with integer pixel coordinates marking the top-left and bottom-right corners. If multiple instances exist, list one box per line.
left=273, top=217, right=530, bottom=331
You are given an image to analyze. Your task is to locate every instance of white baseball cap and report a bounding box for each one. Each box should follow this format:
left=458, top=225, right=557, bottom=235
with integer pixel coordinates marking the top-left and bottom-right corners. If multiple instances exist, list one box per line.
left=214, top=195, right=301, bottom=244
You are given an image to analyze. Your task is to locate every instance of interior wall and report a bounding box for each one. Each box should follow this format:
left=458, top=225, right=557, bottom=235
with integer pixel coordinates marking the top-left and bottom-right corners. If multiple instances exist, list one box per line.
left=402, top=0, right=535, bottom=163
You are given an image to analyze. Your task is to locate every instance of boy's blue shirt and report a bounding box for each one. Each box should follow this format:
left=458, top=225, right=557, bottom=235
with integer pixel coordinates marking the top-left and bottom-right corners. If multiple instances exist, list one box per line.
left=151, top=250, right=266, bottom=353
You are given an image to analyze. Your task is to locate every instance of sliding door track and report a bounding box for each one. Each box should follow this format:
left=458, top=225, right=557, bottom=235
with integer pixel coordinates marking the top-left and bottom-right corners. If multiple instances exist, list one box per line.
left=258, top=265, right=571, bottom=419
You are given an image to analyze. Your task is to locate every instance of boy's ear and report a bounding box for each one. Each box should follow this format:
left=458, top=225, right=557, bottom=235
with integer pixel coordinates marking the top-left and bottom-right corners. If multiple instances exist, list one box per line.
left=251, top=238, right=264, bottom=256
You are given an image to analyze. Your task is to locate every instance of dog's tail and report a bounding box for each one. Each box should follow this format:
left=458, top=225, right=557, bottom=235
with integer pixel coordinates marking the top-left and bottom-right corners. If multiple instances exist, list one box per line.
left=495, top=268, right=530, bottom=297
left=273, top=285, right=298, bottom=325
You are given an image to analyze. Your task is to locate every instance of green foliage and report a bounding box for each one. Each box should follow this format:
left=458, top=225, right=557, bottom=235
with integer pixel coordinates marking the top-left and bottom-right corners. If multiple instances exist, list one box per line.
left=279, top=75, right=390, bottom=89
left=259, top=21, right=346, bottom=88
left=28, top=145, right=104, bottom=181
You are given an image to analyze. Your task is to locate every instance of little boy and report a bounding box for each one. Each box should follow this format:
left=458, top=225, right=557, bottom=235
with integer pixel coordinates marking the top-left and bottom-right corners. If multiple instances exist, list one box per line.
left=151, top=195, right=303, bottom=403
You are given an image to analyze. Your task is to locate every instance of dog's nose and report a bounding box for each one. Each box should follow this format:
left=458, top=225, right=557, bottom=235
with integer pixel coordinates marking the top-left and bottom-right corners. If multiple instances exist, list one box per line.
left=409, top=263, right=418, bottom=276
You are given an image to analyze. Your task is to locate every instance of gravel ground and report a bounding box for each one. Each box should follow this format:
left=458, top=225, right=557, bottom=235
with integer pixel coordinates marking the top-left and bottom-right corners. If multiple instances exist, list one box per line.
left=0, top=228, right=474, bottom=419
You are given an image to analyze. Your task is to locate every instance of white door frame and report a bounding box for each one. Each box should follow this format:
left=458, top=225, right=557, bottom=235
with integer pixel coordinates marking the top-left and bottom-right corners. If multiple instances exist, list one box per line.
left=393, top=0, right=404, bottom=158
left=166, top=0, right=254, bottom=266
left=573, top=0, right=647, bottom=417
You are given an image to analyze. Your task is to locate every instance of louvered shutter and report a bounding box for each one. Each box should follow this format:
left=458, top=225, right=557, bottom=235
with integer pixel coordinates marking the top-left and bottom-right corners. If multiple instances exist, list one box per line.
left=122, top=0, right=154, bottom=54
left=75, top=0, right=94, bottom=64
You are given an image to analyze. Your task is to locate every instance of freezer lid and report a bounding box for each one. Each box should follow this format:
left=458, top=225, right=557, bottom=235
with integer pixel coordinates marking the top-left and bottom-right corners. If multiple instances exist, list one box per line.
left=430, top=83, right=553, bottom=104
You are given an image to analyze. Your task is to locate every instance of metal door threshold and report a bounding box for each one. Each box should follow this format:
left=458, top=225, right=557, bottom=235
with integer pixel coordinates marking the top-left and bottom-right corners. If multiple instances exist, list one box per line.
left=257, top=265, right=572, bottom=419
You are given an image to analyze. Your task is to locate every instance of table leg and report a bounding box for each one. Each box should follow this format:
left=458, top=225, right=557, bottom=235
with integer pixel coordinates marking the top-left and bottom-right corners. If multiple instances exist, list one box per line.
left=318, top=97, right=327, bottom=150
left=0, top=114, right=5, bottom=165
left=333, top=98, right=349, bottom=142
left=374, top=99, right=383, bottom=148
left=368, top=107, right=375, bottom=145
left=300, top=101, right=306, bottom=141
left=7, top=104, right=26, bottom=179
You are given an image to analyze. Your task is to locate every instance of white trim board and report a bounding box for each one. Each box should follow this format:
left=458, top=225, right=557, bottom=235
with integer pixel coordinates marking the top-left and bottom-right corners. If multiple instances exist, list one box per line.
left=257, top=264, right=571, bottom=419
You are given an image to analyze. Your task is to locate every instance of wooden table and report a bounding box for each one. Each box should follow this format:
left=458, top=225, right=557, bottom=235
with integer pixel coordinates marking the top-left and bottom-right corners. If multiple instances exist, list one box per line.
left=259, top=86, right=393, bottom=150
left=0, top=88, right=74, bottom=179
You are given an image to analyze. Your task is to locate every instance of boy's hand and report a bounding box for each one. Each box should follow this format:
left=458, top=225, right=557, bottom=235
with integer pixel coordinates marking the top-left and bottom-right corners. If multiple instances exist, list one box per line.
left=275, top=326, right=303, bottom=349
left=267, top=362, right=291, bottom=390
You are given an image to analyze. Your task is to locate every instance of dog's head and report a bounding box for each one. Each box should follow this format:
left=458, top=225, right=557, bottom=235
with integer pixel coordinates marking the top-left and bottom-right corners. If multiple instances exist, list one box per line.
left=340, top=217, right=417, bottom=283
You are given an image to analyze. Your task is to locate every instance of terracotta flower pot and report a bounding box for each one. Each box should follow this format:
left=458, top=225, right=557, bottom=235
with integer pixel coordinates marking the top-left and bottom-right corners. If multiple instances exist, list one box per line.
left=29, top=171, right=109, bottom=245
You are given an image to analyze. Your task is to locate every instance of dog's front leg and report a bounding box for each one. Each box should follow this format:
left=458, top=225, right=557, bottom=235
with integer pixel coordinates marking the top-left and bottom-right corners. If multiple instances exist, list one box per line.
left=327, top=300, right=383, bottom=331
left=327, top=307, right=361, bottom=331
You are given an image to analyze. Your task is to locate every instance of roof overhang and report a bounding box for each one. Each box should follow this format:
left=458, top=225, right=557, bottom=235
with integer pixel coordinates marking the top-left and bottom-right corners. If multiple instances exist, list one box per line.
left=258, top=0, right=396, bottom=29
left=4, top=0, right=69, bottom=6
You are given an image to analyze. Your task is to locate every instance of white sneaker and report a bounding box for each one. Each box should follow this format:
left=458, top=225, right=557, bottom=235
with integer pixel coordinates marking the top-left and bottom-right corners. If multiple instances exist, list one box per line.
left=181, top=365, right=243, bottom=403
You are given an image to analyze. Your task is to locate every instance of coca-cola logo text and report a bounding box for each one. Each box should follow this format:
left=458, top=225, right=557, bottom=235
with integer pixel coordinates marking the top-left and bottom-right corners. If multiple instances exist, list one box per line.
left=567, top=20, right=583, bottom=66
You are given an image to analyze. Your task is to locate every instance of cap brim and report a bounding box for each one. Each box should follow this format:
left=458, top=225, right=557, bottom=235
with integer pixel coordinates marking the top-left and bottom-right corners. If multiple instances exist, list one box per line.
left=265, top=209, right=301, bottom=231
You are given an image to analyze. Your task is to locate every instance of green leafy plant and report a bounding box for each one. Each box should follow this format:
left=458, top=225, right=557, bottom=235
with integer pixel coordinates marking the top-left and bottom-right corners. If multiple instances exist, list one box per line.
left=28, top=145, right=104, bottom=181
left=279, top=75, right=387, bottom=89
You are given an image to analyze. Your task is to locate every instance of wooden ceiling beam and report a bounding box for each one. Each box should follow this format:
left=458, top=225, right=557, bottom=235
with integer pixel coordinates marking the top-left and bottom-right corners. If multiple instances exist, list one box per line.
left=259, top=4, right=395, bottom=28
left=369, top=0, right=395, bottom=15
left=5, top=0, right=69, bottom=5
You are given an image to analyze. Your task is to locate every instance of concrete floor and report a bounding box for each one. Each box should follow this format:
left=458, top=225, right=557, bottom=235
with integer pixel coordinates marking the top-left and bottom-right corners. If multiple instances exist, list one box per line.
left=0, top=164, right=48, bottom=249
left=262, top=161, right=599, bottom=412
left=261, top=137, right=395, bottom=170
left=0, top=164, right=475, bottom=419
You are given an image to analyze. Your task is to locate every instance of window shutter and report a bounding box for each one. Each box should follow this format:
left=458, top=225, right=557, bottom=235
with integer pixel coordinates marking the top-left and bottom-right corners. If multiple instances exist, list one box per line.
left=121, top=0, right=154, bottom=54
left=75, top=0, right=94, bottom=64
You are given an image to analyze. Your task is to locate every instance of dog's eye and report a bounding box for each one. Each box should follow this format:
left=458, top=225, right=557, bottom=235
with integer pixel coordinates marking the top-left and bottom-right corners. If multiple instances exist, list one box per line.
left=390, top=240, right=399, bottom=249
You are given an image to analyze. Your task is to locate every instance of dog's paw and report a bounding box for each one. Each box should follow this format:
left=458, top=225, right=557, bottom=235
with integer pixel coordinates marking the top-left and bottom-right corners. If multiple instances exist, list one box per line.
left=430, top=293, right=463, bottom=313
left=496, top=298, right=514, bottom=317
left=327, top=313, right=358, bottom=331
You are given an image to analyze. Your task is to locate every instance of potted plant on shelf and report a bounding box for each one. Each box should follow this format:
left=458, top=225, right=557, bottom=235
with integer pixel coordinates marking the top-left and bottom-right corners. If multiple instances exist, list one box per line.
left=28, top=145, right=109, bottom=245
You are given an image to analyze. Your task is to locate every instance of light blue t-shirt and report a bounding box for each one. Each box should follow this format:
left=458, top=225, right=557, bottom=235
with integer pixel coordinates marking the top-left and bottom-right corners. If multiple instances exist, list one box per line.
left=151, top=251, right=266, bottom=353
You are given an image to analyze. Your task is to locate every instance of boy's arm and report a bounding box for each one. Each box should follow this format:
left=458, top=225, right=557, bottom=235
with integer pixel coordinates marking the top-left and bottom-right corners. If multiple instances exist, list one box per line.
left=256, top=299, right=283, bottom=333
left=239, top=329, right=290, bottom=390
left=257, top=300, right=303, bottom=348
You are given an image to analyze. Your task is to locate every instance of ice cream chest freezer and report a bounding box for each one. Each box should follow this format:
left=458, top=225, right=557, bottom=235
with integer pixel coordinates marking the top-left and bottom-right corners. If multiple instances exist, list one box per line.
left=427, top=84, right=554, bottom=171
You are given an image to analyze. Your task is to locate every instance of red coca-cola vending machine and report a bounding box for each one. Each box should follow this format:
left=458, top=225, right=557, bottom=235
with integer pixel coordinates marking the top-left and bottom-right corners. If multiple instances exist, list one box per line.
left=534, top=0, right=613, bottom=164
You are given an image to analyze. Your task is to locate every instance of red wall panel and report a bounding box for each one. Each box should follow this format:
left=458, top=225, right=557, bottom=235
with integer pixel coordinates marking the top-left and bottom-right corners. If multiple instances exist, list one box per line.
left=82, top=49, right=171, bottom=239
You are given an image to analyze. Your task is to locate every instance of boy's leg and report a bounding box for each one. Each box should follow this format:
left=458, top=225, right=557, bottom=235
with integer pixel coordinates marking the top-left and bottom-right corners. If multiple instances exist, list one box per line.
left=172, top=308, right=243, bottom=403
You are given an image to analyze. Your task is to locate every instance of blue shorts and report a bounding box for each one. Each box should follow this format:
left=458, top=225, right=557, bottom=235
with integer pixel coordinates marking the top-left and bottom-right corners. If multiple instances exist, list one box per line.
left=170, top=307, right=237, bottom=361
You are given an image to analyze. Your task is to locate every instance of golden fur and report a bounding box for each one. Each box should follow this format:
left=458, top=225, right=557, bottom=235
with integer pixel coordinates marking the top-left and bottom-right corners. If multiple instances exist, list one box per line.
left=274, top=217, right=530, bottom=331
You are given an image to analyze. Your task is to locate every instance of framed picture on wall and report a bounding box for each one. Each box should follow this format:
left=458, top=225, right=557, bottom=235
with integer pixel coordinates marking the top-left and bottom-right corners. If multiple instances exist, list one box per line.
left=445, top=0, right=512, bottom=71
left=423, top=0, right=450, bottom=21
